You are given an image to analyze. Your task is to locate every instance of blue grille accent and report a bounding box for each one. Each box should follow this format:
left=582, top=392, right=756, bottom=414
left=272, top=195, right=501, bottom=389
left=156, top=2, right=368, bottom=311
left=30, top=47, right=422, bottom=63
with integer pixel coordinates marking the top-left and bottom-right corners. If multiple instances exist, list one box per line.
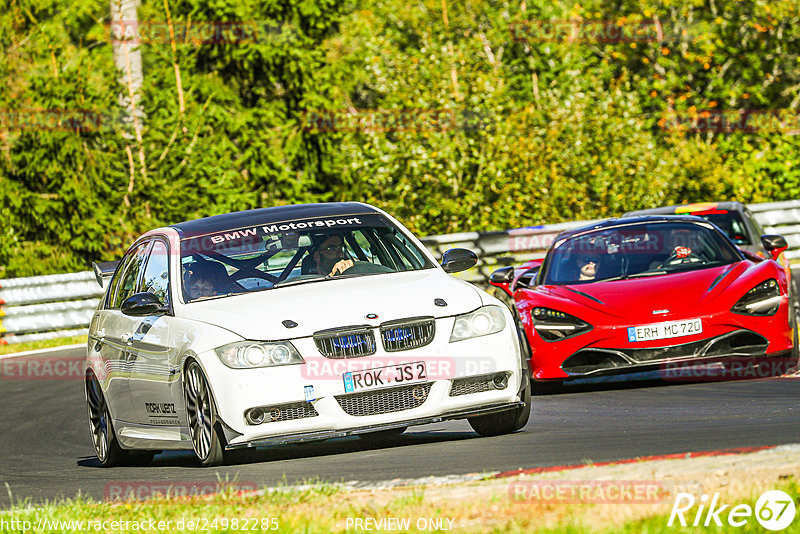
left=380, top=319, right=435, bottom=352
left=314, top=328, right=376, bottom=358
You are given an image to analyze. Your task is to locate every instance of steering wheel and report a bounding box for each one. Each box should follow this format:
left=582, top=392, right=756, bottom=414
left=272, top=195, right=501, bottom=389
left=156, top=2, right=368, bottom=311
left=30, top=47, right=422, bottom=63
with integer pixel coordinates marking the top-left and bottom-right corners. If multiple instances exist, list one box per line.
left=659, top=249, right=703, bottom=268
left=329, top=261, right=395, bottom=276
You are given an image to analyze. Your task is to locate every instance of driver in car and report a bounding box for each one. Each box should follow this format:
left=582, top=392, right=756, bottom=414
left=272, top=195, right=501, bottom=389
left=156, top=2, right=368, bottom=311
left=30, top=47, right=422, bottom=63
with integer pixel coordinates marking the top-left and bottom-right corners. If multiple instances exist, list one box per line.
left=577, top=256, right=598, bottom=281
left=185, top=261, right=230, bottom=300
left=310, top=234, right=354, bottom=276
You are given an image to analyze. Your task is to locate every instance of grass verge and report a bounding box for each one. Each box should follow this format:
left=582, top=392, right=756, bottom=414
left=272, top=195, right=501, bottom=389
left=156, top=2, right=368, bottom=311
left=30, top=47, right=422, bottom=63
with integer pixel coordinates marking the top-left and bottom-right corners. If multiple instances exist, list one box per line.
left=0, top=473, right=797, bottom=533
left=0, top=336, right=87, bottom=356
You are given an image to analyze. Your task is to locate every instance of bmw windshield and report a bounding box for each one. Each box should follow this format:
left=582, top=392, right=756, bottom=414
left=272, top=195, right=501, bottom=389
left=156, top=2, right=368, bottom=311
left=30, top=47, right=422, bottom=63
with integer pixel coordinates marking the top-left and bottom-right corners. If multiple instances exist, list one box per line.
left=180, top=214, right=434, bottom=302
left=541, top=221, right=742, bottom=285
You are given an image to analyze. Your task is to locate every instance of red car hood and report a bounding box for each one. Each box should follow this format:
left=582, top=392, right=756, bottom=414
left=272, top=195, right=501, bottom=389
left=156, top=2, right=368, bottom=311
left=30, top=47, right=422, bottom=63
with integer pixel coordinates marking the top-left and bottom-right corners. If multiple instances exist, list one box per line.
left=542, top=262, right=748, bottom=318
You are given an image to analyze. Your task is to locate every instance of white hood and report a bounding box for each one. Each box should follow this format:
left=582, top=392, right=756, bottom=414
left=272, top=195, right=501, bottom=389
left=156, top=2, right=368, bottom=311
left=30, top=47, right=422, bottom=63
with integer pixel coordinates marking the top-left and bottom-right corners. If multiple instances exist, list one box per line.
left=178, top=269, right=483, bottom=340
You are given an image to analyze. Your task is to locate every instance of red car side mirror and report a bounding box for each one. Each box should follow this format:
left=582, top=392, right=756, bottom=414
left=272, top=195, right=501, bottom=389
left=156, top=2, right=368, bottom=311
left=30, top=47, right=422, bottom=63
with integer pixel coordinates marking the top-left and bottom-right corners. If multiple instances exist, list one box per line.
left=489, top=267, right=514, bottom=297
left=761, top=234, right=788, bottom=262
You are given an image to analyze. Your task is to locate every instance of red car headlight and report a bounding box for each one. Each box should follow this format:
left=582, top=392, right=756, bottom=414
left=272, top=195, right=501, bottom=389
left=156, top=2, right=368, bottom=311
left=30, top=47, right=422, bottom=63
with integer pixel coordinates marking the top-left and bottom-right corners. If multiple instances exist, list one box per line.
left=532, top=307, right=592, bottom=342
left=731, top=279, right=780, bottom=316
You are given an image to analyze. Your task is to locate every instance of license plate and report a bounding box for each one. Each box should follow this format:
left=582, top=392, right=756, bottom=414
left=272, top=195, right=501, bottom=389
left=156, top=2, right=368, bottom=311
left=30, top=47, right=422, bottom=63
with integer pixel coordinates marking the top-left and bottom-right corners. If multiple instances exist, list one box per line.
left=627, top=319, right=702, bottom=342
left=343, top=362, right=427, bottom=393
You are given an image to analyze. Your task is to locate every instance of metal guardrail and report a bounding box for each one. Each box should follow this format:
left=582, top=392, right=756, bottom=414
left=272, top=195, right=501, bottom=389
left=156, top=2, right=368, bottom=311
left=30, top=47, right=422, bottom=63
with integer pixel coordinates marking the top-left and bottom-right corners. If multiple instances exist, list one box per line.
left=2, top=200, right=800, bottom=344
left=747, top=199, right=800, bottom=262
left=420, top=219, right=600, bottom=285
left=0, top=272, right=102, bottom=344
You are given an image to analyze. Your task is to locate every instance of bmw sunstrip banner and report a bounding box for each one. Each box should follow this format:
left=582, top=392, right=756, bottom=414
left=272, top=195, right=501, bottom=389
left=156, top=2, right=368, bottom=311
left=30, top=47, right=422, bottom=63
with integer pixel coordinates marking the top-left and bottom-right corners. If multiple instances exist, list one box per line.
left=181, top=213, right=390, bottom=253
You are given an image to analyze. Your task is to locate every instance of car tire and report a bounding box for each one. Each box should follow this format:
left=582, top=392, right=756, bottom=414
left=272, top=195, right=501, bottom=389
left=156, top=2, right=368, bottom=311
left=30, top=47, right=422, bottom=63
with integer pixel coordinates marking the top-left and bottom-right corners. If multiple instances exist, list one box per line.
left=468, top=371, right=531, bottom=437
left=184, top=361, right=225, bottom=467
left=86, top=372, right=130, bottom=467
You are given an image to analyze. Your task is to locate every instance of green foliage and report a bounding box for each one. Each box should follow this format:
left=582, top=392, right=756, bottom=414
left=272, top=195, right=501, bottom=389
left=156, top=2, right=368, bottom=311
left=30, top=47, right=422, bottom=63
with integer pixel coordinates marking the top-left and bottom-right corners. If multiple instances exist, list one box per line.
left=0, top=0, right=799, bottom=276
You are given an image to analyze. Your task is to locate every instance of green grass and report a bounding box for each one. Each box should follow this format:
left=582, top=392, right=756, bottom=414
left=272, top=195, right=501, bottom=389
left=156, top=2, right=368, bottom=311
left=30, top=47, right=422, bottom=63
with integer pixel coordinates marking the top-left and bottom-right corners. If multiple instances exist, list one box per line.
left=1, top=479, right=797, bottom=533
left=0, top=335, right=87, bottom=356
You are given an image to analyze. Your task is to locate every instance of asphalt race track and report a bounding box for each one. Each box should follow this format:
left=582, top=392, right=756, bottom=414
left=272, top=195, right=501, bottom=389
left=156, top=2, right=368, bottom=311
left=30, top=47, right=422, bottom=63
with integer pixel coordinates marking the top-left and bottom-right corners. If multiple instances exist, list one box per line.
left=0, top=346, right=798, bottom=508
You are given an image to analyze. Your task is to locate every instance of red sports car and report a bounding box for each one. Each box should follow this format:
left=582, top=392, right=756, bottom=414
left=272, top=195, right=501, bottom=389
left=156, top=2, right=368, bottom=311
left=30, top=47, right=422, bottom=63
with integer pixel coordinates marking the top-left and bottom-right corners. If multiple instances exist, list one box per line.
left=490, top=216, right=798, bottom=386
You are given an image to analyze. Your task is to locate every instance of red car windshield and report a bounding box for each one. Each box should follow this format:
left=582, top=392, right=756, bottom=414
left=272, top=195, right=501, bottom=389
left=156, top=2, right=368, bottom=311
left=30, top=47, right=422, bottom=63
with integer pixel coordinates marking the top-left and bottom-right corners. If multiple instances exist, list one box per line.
left=542, top=221, right=742, bottom=285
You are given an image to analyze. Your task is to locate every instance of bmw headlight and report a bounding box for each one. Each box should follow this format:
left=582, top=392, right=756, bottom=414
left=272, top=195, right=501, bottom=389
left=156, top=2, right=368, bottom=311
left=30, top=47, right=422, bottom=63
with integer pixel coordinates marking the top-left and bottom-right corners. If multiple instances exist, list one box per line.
left=449, top=306, right=507, bottom=342
left=732, top=279, right=780, bottom=316
left=215, top=341, right=304, bottom=369
left=532, top=307, right=592, bottom=342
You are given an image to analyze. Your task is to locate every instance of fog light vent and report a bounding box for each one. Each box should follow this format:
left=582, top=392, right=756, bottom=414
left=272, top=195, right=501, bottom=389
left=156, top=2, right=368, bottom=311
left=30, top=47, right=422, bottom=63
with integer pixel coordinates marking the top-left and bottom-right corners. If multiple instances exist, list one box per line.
left=244, top=402, right=319, bottom=425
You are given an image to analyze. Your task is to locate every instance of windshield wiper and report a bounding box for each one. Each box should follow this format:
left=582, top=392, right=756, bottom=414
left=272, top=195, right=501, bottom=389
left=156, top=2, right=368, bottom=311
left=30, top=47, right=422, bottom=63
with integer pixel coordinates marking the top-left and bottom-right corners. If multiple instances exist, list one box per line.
left=271, top=276, right=325, bottom=289
left=596, top=274, right=628, bottom=282
left=592, top=270, right=669, bottom=283
left=662, top=262, right=721, bottom=274
left=626, top=270, right=668, bottom=278
left=323, top=271, right=386, bottom=281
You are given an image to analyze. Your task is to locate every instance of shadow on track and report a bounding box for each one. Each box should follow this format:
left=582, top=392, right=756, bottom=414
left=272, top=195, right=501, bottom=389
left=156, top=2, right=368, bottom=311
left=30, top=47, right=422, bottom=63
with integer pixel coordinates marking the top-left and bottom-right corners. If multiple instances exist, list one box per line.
left=77, top=429, right=479, bottom=469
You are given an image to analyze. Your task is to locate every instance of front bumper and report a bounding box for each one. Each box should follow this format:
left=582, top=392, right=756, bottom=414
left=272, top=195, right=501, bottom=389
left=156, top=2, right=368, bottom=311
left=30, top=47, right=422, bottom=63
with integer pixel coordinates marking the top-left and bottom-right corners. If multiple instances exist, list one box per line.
left=560, top=329, right=773, bottom=377
left=529, top=307, right=794, bottom=380
left=225, top=401, right=523, bottom=448
left=196, top=318, right=524, bottom=446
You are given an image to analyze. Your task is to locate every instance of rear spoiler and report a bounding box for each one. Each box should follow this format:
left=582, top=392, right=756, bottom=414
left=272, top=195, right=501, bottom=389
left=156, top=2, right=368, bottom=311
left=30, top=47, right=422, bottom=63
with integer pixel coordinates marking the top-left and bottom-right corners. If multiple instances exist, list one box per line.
left=92, top=260, right=120, bottom=288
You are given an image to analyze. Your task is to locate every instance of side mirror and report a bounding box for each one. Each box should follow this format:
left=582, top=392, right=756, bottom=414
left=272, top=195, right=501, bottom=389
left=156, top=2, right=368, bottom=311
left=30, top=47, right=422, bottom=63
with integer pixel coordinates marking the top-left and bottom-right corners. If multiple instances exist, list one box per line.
left=92, top=260, right=120, bottom=288
left=761, top=234, right=788, bottom=261
left=489, top=266, right=514, bottom=297
left=121, top=292, right=168, bottom=317
left=515, top=267, right=541, bottom=290
left=441, top=248, right=478, bottom=274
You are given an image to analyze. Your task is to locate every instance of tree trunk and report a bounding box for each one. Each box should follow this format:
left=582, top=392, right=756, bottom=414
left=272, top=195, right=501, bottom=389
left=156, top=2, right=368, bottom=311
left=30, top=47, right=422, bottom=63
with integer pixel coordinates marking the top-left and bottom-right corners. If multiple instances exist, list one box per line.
left=109, top=0, right=145, bottom=143
left=110, top=0, right=147, bottom=183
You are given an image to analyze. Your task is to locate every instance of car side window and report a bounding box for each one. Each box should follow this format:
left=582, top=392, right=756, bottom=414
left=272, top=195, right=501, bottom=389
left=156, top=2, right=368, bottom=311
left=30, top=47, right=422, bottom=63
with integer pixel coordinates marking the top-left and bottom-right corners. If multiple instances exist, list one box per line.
left=110, top=241, right=151, bottom=309
left=347, top=230, right=378, bottom=263
left=141, top=240, right=170, bottom=306
left=387, top=229, right=426, bottom=269
left=105, top=255, right=133, bottom=309
left=745, top=209, right=765, bottom=238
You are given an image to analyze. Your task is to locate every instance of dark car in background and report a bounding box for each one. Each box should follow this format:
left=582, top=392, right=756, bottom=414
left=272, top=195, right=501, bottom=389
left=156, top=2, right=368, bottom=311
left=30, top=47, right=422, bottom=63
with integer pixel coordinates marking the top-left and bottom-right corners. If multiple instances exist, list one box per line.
left=623, top=202, right=769, bottom=258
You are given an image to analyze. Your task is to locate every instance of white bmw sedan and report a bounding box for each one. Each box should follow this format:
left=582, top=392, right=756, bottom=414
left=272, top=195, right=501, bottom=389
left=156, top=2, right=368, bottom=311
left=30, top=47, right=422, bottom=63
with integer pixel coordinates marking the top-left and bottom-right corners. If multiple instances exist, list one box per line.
left=86, top=202, right=530, bottom=466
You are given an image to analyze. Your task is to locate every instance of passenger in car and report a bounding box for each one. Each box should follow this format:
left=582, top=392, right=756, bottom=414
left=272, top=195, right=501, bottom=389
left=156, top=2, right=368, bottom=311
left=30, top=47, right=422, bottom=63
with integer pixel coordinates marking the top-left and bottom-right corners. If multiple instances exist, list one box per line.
left=185, top=261, right=230, bottom=300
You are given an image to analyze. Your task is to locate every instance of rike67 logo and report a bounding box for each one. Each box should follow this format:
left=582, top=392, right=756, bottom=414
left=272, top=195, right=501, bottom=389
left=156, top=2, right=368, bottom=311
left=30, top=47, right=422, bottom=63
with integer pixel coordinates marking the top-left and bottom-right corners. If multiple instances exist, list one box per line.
left=669, top=490, right=796, bottom=531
